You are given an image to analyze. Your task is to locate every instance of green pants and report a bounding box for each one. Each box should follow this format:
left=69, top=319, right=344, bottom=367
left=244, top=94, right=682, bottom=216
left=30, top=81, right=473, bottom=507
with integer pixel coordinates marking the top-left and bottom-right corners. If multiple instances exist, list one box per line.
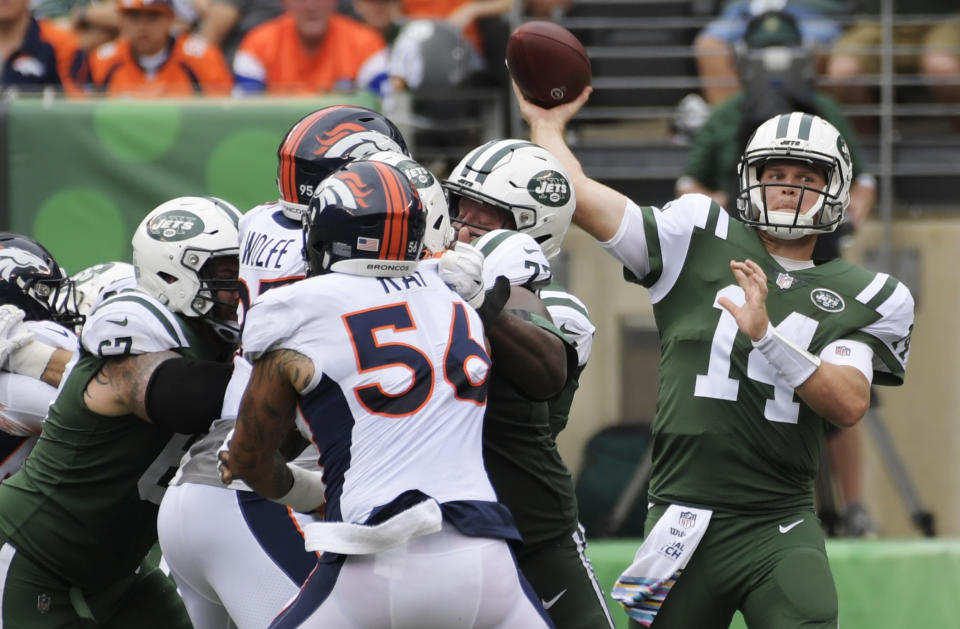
left=519, top=524, right=616, bottom=629
left=0, top=543, right=192, bottom=629
left=629, top=505, right=838, bottom=629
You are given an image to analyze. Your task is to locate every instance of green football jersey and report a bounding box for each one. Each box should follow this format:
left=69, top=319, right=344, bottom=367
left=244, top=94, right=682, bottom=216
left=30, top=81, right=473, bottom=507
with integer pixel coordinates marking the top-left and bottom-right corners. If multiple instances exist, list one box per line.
left=0, top=291, right=228, bottom=587
left=483, top=316, right=580, bottom=548
left=617, top=194, right=914, bottom=514
left=475, top=231, right=584, bottom=547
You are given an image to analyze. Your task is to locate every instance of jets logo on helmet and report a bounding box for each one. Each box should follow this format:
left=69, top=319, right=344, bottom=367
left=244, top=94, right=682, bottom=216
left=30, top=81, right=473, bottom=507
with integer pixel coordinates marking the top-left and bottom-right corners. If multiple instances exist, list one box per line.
left=443, top=139, right=576, bottom=260
left=737, top=112, right=851, bottom=239
left=147, top=211, right=204, bottom=242
left=527, top=170, right=571, bottom=207
left=361, top=151, right=453, bottom=255
left=277, top=106, right=409, bottom=219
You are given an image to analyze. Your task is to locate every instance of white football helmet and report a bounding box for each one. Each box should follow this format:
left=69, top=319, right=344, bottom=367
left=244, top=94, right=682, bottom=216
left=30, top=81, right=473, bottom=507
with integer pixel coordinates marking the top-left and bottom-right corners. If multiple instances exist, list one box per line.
left=70, top=261, right=136, bottom=316
left=362, top=150, right=454, bottom=254
left=443, top=140, right=576, bottom=260
left=737, top=112, right=852, bottom=239
left=132, top=196, right=242, bottom=341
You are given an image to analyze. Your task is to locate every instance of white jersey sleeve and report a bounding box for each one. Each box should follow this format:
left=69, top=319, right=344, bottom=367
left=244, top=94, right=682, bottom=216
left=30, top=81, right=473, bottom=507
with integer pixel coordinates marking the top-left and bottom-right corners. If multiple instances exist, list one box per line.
left=81, top=291, right=191, bottom=356
left=603, top=193, right=721, bottom=304
left=473, top=229, right=552, bottom=289
left=540, top=287, right=595, bottom=368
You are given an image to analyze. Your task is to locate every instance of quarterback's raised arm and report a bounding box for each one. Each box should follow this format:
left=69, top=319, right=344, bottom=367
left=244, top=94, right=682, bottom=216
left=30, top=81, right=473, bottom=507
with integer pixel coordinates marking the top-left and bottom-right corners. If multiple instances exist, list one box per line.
left=514, top=82, right=628, bottom=243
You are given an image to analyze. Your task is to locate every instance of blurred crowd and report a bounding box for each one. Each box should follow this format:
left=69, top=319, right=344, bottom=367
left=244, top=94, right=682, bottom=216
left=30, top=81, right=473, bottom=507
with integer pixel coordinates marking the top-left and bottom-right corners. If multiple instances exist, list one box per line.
left=2, top=0, right=574, bottom=97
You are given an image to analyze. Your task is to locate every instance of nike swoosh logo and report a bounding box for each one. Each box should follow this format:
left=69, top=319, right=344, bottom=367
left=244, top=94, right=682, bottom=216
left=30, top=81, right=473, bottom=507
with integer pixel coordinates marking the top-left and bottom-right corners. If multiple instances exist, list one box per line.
left=541, top=589, right=566, bottom=610
left=523, top=246, right=540, bottom=254
left=107, top=317, right=129, bottom=326
left=779, top=519, right=804, bottom=534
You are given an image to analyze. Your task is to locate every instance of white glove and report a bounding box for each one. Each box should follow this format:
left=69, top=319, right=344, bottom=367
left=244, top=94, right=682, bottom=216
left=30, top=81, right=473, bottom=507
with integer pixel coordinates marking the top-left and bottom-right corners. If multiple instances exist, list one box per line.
left=0, top=305, right=35, bottom=370
left=438, top=242, right=485, bottom=309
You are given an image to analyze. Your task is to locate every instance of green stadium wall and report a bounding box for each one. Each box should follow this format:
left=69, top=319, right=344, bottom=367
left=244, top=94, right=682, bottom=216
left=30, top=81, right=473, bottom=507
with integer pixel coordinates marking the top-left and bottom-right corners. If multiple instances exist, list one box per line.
left=3, top=94, right=378, bottom=273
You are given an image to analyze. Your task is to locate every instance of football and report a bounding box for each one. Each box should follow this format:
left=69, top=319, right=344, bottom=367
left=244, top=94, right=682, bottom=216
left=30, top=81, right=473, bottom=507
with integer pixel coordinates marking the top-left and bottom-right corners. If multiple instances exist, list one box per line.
left=506, top=21, right=591, bottom=109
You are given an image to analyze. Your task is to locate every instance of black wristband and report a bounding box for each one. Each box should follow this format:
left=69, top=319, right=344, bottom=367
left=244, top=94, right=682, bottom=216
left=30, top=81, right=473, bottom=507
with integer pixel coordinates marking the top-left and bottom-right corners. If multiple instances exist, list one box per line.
left=477, top=275, right=511, bottom=327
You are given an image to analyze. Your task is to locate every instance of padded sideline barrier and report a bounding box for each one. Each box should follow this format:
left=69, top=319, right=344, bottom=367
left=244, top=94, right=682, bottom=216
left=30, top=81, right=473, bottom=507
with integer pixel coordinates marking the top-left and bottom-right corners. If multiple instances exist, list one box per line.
left=5, top=94, right=378, bottom=273
left=586, top=538, right=960, bottom=628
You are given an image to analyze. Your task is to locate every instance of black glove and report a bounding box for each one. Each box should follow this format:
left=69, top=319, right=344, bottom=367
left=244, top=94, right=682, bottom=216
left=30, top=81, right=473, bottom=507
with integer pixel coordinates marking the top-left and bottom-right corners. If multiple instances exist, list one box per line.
left=477, top=275, right=511, bottom=327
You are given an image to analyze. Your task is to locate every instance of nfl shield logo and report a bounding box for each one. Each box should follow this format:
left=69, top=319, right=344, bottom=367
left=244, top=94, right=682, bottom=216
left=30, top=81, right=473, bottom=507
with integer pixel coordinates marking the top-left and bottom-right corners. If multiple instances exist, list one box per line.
left=37, top=593, right=51, bottom=614
left=679, top=511, right=697, bottom=529
left=776, top=273, right=794, bottom=289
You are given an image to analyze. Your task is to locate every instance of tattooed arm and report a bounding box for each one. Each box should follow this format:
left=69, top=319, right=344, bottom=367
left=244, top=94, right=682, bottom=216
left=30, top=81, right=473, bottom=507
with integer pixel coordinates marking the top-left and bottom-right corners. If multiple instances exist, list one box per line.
left=84, top=351, right=180, bottom=419
left=220, top=349, right=316, bottom=500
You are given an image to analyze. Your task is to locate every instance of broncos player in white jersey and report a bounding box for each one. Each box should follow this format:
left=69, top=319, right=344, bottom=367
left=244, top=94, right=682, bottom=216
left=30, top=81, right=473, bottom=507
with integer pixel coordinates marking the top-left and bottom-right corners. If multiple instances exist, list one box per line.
left=157, top=108, right=455, bottom=629
left=219, top=160, right=553, bottom=629
left=0, top=234, right=84, bottom=483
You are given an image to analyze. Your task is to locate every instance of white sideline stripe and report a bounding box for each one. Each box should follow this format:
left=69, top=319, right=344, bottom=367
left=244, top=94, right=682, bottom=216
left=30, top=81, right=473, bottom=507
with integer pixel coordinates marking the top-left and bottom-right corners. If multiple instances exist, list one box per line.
left=572, top=524, right=616, bottom=629
left=0, top=542, right=16, bottom=628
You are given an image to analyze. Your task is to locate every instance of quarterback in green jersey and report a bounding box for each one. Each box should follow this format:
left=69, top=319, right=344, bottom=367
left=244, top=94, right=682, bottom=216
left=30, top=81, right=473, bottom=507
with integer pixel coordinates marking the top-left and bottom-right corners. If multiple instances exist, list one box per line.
left=519, top=84, right=914, bottom=629
left=0, top=197, right=242, bottom=628
left=442, top=139, right=615, bottom=629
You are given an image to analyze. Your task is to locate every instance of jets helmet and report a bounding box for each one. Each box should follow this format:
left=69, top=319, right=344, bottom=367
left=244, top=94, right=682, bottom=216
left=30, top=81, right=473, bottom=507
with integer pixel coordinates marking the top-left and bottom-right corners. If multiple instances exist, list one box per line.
left=277, top=105, right=410, bottom=220
left=132, top=196, right=242, bottom=342
left=737, top=112, right=852, bottom=239
left=362, top=150, right=454, bottom=254
left=303, top=161, right=426, bottom=278
left=0, top=232, right=83, bottom=329
left=443, top=140, right=576, bottom=260
left=70, top=261, right=137, bottom=316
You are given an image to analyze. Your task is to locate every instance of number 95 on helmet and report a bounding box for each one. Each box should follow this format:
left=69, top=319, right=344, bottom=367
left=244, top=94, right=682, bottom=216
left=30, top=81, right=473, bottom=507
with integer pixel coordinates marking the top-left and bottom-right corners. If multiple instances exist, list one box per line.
left=303, top=161, right=426, bottom=278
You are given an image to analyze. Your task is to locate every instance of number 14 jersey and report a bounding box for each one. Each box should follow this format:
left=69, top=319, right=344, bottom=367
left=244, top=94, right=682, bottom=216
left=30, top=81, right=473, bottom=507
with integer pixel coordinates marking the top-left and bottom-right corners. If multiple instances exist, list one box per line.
left=608, top=194, right=914, bottom=514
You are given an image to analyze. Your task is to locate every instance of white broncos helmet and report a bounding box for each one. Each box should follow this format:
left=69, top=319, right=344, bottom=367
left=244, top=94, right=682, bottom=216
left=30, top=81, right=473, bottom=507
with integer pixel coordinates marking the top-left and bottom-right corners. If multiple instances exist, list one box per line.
left=443, top=140, right=576, bottom=260
left=737, top=111, right=852, bottom=239
left=132, top=196, right=242, bottom=341
left=361, top=150, right=454, bottom=254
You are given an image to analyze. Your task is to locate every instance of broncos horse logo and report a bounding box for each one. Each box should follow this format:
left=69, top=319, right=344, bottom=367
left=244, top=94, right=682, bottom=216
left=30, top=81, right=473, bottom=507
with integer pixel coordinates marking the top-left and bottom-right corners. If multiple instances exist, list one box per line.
left=313, top=124, right=405, bottom=160
left=0, top=249, right=50, bottom=282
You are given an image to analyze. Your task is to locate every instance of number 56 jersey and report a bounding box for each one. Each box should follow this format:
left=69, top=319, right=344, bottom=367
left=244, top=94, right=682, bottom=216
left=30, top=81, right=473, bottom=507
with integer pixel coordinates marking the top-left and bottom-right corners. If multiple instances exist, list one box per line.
left=607, top=194, right=915, bottom=515
left=243, top=259, right=513, bottom=533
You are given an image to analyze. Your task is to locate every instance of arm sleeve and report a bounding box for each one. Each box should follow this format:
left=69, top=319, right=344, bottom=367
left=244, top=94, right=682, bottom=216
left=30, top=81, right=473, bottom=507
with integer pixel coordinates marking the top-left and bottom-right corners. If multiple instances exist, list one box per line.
left=145, top=358, right=234, bottom=433
left=0, top=373, right=58, bottom=436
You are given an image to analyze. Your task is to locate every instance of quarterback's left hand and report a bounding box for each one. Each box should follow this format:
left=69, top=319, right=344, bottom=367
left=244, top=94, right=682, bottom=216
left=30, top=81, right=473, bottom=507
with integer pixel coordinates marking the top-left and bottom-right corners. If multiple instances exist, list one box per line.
left=718, top=259, right=770, bottom=341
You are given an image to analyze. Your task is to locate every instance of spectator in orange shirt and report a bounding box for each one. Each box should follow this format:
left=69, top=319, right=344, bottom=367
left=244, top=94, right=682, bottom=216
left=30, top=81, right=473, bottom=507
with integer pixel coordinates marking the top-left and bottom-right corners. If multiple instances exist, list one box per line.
left=88, top=0, right=232, bottom=97
left=400, top=0, right=511, bottom=56
left=0, top=0, right=87, bottom=94
left=233, top=0, right=388, bottom=96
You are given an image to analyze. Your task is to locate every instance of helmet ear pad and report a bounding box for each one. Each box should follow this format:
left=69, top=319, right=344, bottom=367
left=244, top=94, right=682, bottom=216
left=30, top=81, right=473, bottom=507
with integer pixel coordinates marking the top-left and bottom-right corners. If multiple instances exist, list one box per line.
left=304, top=161, right=426, bottom=278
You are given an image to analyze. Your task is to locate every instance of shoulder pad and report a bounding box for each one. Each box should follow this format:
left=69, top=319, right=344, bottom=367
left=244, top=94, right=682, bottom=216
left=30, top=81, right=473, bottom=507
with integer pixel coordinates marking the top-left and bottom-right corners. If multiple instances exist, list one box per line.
left=474, top=229, right=551, bottom=290
left=82, top=291, right=191, bottom=357
left=25, top=320, right=79, bottom=351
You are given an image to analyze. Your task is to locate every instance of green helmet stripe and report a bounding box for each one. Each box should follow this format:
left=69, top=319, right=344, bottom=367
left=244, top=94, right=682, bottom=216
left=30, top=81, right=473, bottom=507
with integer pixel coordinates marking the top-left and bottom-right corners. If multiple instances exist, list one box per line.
left=776, top=114, right=791, bottom=138
left=474, top=141, right=537, bottom=184
left=460, top=140, right=499, bottom=177
left=797, top=113, right=814, bottom=140
left=204, top=197, right=240, bottom=227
